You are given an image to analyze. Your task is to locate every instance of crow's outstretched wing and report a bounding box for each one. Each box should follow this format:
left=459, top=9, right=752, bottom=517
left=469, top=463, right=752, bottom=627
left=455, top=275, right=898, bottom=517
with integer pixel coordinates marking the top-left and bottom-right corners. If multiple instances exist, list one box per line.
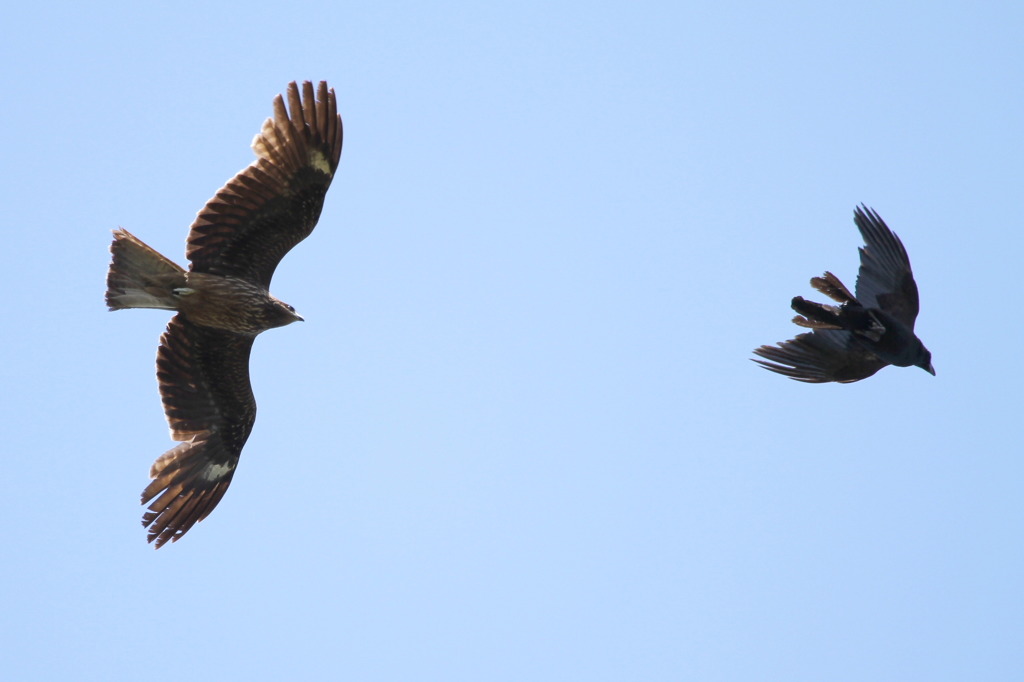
left=853, top=205, right=920, bottom=328
left=753, top=329, right=887, bottom=383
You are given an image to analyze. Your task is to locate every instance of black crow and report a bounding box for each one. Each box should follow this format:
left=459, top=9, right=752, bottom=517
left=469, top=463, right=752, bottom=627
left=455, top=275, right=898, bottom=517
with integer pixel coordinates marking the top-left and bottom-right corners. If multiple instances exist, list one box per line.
left=753, top=205, right=934, bottom=383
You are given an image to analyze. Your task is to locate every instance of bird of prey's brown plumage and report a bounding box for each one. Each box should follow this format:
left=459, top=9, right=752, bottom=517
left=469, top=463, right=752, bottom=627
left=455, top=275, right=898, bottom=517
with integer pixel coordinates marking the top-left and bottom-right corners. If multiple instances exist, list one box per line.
left=106, top=81, right=343, bottom=547
left=753, top=205, right=934, bottom=383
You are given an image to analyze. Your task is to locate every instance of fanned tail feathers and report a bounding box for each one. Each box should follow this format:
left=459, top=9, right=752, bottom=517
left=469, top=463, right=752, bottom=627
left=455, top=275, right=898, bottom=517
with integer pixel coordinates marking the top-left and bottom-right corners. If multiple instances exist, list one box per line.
left=106, top=229, right=186, bottom=310
left=791, top=272, right=859, bottom=329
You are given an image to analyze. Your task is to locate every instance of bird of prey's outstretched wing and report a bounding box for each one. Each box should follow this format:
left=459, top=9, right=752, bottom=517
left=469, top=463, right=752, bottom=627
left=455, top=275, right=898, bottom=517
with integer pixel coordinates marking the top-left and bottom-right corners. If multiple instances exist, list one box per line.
left=141, top=316, right=256, bottom=547
left=185, top=81, right=343, bottom=287
left=852, top=205, right=920, bottom=327
left=753, top=329, right=887, bottom=383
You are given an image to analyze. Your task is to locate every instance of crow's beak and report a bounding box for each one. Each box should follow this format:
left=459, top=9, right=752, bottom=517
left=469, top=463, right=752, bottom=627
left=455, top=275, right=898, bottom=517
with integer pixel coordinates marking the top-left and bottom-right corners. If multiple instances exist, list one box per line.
left=924, top=362, right=935, bottom=376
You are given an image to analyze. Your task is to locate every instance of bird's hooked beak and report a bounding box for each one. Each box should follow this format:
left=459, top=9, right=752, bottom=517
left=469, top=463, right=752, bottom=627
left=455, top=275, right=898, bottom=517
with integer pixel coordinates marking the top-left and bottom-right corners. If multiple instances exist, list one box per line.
left=273, top=300, right=304, bottom=327
left=923, top=362, right=935, bottom=376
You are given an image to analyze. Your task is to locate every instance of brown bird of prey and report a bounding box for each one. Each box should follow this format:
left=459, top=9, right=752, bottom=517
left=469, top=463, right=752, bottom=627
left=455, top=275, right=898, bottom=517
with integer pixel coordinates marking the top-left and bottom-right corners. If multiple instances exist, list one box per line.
left=753, top=205, right=934, bottom=383
left=106, top=81, right=343, bottom=547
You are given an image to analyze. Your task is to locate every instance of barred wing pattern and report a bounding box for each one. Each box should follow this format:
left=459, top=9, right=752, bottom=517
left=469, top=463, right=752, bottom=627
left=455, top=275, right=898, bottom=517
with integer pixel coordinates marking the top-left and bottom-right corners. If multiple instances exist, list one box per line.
left=142, top=316, right=256, bottom=547
left=186, top=81, right=343, bottom=287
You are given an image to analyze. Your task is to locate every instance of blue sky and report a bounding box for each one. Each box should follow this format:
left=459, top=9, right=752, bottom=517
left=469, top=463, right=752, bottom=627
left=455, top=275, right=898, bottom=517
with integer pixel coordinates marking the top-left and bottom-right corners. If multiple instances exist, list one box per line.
left=2, top=1, right=1021, bottom=680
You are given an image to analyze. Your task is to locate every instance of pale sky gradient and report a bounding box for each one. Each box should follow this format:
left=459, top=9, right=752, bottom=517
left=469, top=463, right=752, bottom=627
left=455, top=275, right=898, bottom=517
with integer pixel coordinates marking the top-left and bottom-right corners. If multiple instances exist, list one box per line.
left=2, top=2, right=1022, bottom=680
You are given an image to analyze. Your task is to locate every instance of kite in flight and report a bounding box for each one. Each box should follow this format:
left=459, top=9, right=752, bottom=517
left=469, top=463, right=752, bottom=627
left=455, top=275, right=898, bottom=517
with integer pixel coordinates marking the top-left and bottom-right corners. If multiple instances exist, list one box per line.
left=753, top=205, right=934, bottom=383
left=106, top=81, right=343, bottom=547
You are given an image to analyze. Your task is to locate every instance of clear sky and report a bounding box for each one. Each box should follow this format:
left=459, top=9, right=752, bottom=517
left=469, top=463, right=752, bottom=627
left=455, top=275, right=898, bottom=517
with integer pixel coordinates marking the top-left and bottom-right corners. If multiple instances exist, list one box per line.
left=2, top=1, right=1021, bottom=680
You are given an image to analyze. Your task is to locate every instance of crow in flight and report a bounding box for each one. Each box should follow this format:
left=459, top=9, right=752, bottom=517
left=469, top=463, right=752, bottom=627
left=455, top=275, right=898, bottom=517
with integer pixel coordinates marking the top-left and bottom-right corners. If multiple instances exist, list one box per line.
left=753, top=205, right=934, bottom=383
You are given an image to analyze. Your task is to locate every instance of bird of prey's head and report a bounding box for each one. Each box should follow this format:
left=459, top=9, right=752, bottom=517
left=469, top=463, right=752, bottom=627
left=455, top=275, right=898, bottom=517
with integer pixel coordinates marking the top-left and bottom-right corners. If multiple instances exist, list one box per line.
left=263, top=297, right=304, bottom=329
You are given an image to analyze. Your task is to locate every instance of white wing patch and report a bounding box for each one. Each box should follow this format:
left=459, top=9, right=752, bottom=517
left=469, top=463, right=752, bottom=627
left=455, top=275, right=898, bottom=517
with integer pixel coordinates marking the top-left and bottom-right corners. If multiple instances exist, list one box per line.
left=201, top=462, right=235, bottom=482
left=308, top=148, right=332, bottom=175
